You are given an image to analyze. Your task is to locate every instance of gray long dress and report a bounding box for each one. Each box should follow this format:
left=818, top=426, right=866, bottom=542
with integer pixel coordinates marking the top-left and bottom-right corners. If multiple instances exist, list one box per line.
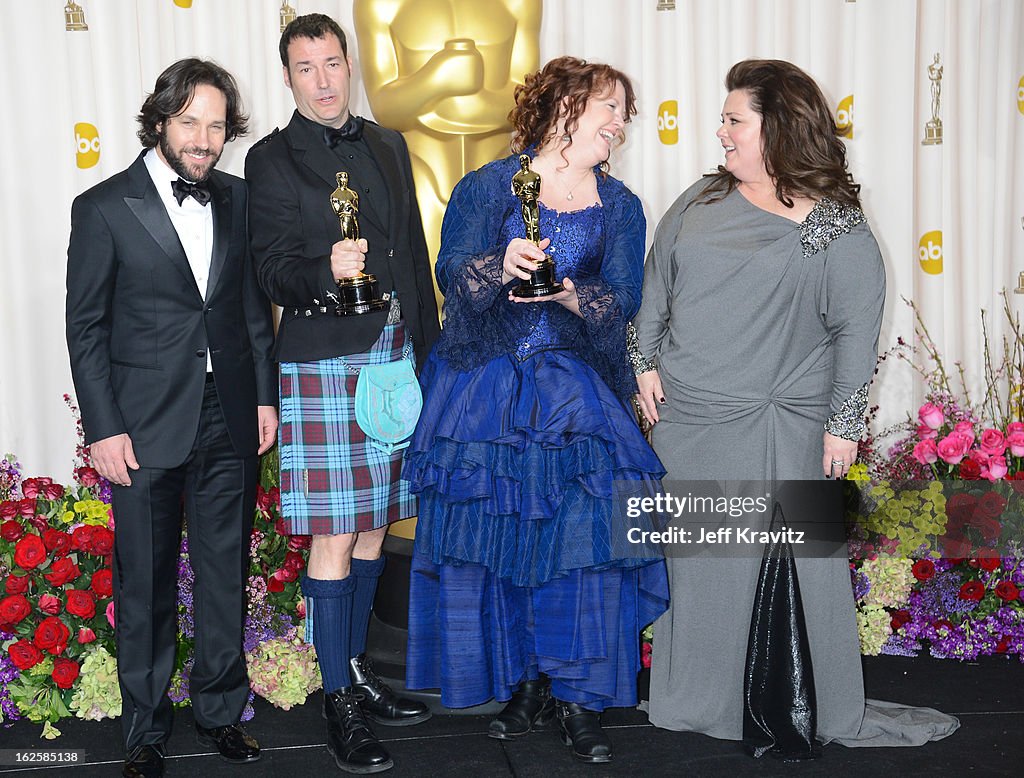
left=634, top=180, right=958, bottom=746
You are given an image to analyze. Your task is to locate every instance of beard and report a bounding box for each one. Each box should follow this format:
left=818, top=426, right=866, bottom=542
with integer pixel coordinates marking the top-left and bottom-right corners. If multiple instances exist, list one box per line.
left=158, top=132, right=221, bottom=183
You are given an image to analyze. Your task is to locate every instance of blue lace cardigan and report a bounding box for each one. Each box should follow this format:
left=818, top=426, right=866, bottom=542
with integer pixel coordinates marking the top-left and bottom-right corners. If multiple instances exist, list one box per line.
left=433, top=151, right=646, bottom=401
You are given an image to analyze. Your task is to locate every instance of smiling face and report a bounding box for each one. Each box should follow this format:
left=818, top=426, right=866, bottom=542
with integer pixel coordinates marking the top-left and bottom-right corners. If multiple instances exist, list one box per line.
left=565, top=80, right=628, bottom=167
left=716, top=89, right=767, bottom=184
left=155, top=83, right=226, bottom=183
left=283, top=33, right=353, bottom=128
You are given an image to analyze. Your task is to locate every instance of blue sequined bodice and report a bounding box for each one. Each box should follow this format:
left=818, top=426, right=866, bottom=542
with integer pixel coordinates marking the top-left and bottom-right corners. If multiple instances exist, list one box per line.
left=497, top=202, right=605, bottom=360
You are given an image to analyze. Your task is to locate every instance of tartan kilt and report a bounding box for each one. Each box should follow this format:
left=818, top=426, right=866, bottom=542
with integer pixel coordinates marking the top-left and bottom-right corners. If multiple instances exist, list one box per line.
left=278, top=322, right=417, bottom=535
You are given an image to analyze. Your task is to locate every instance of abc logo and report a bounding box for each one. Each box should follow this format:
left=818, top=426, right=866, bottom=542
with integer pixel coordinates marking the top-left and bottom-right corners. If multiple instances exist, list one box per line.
left=836, top=95, right=854, bottom=139
left=75, top=122, right=101, bottom=169
left=657, top=100, right=678, bottom=145
left=918, top=230, right=943, bottom=275
left=1017, top=75, right=1024, bottom=115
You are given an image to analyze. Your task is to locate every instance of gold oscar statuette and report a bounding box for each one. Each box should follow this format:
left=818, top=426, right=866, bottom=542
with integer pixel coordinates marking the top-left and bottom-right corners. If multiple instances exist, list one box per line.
left=922, top=53, right=943, bottom=146
left=279, top=1, right=297, bottom=33
left=511, top=155, right=563, bottom=298
left=330, top=172, right=388, bottom=316
left=64, top=1, right=88, bottom=31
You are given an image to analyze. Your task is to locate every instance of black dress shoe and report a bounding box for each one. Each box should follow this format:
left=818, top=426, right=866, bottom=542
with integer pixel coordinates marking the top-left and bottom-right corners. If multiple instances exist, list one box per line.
left=349, top=653, right=432, bottom=726
left=556, top=701, right=613, bottom=763
left=195, top=723, right=261, bottom=764
left=488, top=677, right=555, bottom=740
left=122, top=744, right=165, bottom=778
left=325, top=687, right=394, bottom=773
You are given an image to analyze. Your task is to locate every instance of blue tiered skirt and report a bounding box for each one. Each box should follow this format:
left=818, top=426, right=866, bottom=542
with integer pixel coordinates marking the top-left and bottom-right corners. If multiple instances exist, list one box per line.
left=404, top=348, right=669, bottom=711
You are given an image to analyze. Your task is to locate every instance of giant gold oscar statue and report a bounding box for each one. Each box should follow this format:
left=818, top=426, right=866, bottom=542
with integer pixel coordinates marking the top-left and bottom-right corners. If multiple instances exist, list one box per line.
left=354, top=0, right=540, bottom=545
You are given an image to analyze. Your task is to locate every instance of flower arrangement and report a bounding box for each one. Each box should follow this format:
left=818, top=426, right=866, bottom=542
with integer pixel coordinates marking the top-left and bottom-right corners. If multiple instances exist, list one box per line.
left=850, top=296, right=1024, bottom=661
left=2, top=403, right=316, bottom=735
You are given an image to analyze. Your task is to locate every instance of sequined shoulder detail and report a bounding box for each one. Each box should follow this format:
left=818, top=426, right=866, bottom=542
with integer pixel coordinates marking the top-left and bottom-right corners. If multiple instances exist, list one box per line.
left=800, top=198, right=866, bottom=258
left=824, top=384, right=869, bottom=441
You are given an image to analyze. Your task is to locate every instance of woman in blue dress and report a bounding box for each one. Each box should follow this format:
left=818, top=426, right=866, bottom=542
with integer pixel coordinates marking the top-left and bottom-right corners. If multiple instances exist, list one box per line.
left=404, top=56, right=668, bottom=764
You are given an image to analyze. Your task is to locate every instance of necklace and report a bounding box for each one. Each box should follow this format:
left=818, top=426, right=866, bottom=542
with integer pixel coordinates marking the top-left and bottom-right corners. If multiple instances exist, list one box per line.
left=556, top=168, right=593, bottom=201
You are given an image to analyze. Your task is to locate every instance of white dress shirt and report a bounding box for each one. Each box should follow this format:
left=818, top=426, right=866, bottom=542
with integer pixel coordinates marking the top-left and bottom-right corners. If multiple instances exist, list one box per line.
left=144, top=148, right=214, bottom=371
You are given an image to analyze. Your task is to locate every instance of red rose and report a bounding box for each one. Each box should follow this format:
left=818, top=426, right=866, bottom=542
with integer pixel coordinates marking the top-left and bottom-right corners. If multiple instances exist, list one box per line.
left=90, top=569, right=113, bottom=599
left=995, top=581, right=1020, bottom=603
left=267, top=575, right=285, bottom=593
left=283, top=550, right=305, bottom=572
left=974, top=548, right=1001, bottom=572
left=89, top=526, right=114, bottom=556
left=42, top=483, right=64, bottom=501
left=287, top=535, right=311, bottom=551
left=70, top=525, right=94, bottom=551
left=977, top=491, right=1007, bottom=518
left=977, top=517, right=1002, bottom=542
left=42, top=528, right=73, bottom=558
left=911, top=559, right=935, bottom=581
left=932, top=618, right=955, bottom=631
left=38, top=593, right=62, bottom=615
left=958, top=581, right=986, bottom=602
left=1, top=519, right=24, bottom=541
left=17, top=498, right=36, bottom=517
left=51, top=657, right=80, bottom=690
left=958, top=458, right=983, bottom=480
left=995, top=636, right=1010, bottom=653
left=75, top=467, right=101, bottom=487
left=44, top=557, right=81, bottom=587
left=0, top=594, right=32, bottom=626
left=65, top=589, right=96, bottom=619
left=945, top=493, right=977, bottom=526
left=277, top=565, right=299, bottom=583
left=256, top=486, right=272, bottom=512
left=77, top=627, right=96, bottom=644
left=941, top=535, right=971, bottom=560
left=0, top=501, right=18, bottom=519
left=890, top=609, right=912, bottom=630
left=20, top=478, right=44, bottom=499
left=5, top=573, right=29, bottom=595
left=13, top=534, right=47, bottom=570
left=33, top=616, right=71, bottom=655
left=274, top=518, right=289, bottom=536
left=28, top=515, right=48, bottom=534
left=7, top=639, right=43, bottom=670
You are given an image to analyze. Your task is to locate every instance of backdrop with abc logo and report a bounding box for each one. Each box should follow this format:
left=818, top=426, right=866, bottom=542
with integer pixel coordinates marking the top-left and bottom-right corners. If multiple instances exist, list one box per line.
left=1, top=0, right=1023, bottom=479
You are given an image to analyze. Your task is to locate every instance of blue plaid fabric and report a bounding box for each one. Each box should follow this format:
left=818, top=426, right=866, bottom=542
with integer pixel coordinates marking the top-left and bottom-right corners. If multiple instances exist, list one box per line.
left=278, top=322, right=416, bottom=534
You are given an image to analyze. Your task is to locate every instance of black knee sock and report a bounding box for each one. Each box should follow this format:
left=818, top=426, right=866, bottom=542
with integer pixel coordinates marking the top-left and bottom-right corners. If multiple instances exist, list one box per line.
left=301, top=575, right=355, bottom=692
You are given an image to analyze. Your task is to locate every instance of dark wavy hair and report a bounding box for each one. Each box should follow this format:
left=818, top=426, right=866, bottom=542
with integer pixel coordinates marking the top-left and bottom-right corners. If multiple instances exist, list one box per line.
left=509, top=56, right=637, bottom=173
left=699, top=59, right=861, bottom=209
left=136, top=58, right=248, bottom=148
left=279, top=13, right=348, bottom=68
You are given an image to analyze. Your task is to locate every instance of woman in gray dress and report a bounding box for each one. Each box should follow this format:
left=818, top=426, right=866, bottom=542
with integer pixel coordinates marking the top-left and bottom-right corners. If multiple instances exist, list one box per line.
left=633, top=59, right=958, bottom=750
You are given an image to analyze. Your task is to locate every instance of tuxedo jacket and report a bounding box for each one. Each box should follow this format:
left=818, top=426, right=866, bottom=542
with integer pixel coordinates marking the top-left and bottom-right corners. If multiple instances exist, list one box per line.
left=65, top=152, right=278, bottom=469
left=244, top=111, right=440, bottom=367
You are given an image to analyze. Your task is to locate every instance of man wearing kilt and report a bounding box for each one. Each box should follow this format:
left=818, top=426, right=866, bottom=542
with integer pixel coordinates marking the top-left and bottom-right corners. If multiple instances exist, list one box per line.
left=245, top=14, right=440, bottom=775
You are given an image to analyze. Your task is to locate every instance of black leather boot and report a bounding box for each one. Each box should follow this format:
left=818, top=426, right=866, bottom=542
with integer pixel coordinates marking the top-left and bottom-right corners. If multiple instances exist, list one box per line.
left=349, top=653, right=432, bottom=726
left=488, top=677, right=555, bottom=740
left=324, top=688, right=394, bottom=774
left=556, top=701, right=613, bottom=763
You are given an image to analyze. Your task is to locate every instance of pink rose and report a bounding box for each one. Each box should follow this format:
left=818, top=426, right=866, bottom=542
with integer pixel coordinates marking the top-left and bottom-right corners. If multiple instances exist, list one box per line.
left=916, top=424, right=938, bottom=440
left=912, top=439, right=939, bottom=465
left=918, top=403, right=945, bottom=430
left=105, top=600, right=115, bottom=628
left=1006, top=422, right=1024, bottom=437
left=936, top=432, right=972, bottom=465
left=954, top=421, right=976, bottom=443
left=980, top=429, right=1007, bottom=456
left=984, top=455, right=1008, bottom=481
left=1007, top=431, right=1024, bottom=457
left=38, top=593, right=62, bottom=615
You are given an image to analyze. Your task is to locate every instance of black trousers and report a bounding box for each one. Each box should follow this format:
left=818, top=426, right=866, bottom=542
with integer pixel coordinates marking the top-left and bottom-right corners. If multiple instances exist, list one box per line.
left=111, top=377, right=257, bottom=749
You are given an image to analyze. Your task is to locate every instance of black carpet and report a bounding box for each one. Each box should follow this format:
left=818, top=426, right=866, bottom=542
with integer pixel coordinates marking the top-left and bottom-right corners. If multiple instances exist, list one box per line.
left=1, top=655, right=1020, bottom=776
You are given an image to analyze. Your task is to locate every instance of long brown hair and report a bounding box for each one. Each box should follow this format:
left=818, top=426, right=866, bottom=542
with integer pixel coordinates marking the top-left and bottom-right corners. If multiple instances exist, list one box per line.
left=699, top=59, right=861, bottom=208
left=509, top=56, right=637, bottom=172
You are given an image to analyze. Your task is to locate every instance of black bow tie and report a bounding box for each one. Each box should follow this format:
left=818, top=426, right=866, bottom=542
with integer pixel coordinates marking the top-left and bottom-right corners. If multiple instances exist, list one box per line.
left=171, top=177, right=211, bottom=207
left=325, top=116, right=364, bottom=147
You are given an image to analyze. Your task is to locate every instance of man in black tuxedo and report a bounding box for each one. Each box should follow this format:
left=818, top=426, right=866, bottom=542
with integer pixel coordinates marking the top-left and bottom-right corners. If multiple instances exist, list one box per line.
left=245, top=13, right=439, bottom=775
left=66, top=59, right=277, bottom=778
